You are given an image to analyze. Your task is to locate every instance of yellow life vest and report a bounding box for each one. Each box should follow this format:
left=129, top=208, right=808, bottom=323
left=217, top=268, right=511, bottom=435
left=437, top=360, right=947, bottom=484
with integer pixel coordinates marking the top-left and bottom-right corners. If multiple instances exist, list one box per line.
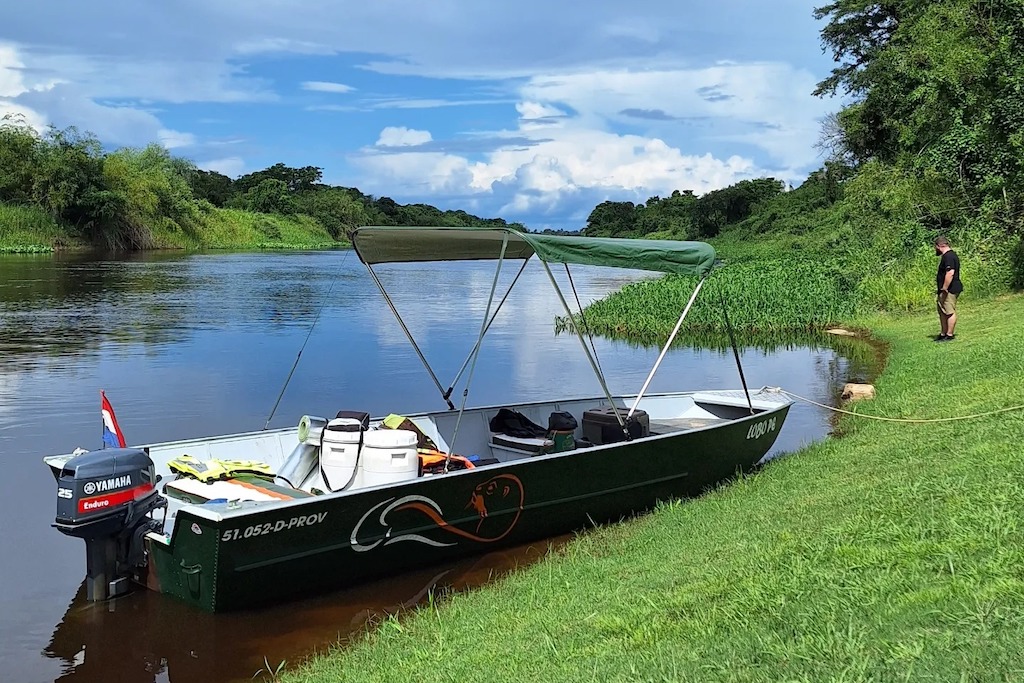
left=168, top=454, right=275, bottom=482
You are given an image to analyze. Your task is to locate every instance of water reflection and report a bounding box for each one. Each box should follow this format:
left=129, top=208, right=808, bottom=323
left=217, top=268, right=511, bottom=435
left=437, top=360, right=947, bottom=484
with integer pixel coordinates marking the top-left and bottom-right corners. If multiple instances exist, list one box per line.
left=0, top=251, right=358, bottom=369
left=43, top=538, right=565, bottom=683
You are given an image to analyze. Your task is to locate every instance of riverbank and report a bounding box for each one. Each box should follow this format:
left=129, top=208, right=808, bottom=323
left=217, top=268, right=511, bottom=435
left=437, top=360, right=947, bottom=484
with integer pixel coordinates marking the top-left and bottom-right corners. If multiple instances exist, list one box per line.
left=282, top=294, right=1024, bottom=682
left=0, top=202, right=340, bottom=253
left=574, top=231, right=1012, bottom=341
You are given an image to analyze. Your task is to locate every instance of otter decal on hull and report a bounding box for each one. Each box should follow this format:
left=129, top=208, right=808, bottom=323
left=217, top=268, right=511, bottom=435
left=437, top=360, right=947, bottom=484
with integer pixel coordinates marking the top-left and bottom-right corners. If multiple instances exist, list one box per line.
left=350, top=475, right=524, bottom=553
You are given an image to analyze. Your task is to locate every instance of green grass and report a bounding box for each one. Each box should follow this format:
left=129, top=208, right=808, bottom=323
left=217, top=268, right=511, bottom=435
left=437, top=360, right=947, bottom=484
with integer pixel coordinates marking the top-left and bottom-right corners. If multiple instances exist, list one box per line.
left=155, top=206, right=340, bottom=250
left=0, top=203, right=84, bottom=252
left=283, top=295, right=1024, bottom=683
left=0, top=201, right=342, bottom=252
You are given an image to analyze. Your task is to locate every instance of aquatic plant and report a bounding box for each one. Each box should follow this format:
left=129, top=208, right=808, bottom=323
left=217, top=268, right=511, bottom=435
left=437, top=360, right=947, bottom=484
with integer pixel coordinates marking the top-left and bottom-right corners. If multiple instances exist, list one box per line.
left=560, top=258, right=858, bottom=339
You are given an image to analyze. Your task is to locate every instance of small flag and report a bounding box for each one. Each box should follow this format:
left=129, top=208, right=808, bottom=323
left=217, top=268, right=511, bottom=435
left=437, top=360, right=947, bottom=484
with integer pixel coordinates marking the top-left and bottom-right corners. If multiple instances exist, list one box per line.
left=101, top=391, right=126, bottom=449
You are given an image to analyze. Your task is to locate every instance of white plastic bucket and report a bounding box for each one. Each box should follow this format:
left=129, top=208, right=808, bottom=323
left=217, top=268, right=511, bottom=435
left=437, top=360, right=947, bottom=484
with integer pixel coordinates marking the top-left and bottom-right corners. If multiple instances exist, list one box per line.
left=319, top=419, right=363, bottom=490
left=360, top=429, right=419, bottom=488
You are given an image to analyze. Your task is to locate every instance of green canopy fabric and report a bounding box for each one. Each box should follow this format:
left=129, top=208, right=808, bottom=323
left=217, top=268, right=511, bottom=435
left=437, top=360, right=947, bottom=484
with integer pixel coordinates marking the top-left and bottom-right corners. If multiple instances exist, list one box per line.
left=350, top=226, right=716, bottom=277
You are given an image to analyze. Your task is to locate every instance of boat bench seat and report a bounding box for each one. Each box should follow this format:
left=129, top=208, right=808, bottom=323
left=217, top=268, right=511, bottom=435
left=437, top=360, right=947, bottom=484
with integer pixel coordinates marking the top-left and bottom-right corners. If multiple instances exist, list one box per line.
left=489, top=433, right=553, bottom=457
left=648, top=417, right=731, bottom=435
left=163, top=474, right=313, bottom=505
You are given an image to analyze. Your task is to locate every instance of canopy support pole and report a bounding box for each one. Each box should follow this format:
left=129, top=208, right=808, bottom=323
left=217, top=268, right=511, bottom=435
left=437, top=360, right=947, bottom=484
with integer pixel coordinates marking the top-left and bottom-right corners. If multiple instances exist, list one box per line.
left=541, top=260, right=627, bottom=435
left=720, top=290, right=754, bottom=414
left=628, top=276, right=706, bottom=418
left=444, top=257, right=530, bottom=400
left=446, top=234, right=509, bottom=470
left=365, top=262, right=455, bottom=411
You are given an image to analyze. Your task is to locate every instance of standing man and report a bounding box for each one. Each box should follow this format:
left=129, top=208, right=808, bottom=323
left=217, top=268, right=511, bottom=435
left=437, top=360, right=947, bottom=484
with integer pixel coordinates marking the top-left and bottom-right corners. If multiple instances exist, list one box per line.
left=934, top=236, right=963, bottom=342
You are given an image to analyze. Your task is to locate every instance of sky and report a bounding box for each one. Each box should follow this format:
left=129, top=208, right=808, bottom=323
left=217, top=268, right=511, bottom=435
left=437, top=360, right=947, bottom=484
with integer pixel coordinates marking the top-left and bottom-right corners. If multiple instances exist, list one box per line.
left=0, top=1, right=838, bottom=230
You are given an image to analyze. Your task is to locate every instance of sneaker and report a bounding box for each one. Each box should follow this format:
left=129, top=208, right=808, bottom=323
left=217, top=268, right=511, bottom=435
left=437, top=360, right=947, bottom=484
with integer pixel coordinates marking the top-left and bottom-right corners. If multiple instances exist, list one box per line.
left=944, top=334, right=956, bottom=342
left=934, top=334, right=948, bottom=342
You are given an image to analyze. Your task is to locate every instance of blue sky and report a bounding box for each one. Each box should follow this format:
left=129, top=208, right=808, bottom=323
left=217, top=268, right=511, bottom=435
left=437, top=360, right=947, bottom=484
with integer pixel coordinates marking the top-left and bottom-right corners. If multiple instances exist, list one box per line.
left=0, top=1, right=837, bottom=230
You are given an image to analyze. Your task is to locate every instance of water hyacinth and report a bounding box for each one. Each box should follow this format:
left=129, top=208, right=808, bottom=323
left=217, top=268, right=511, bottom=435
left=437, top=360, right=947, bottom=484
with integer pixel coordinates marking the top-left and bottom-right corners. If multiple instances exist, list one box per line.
left=558, top=258, right=859, bottom=342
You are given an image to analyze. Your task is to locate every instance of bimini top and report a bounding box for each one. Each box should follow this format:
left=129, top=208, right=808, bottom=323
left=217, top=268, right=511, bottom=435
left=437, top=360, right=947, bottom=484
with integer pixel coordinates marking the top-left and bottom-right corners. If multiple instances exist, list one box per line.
left=350, top=226, right=716, bottom=277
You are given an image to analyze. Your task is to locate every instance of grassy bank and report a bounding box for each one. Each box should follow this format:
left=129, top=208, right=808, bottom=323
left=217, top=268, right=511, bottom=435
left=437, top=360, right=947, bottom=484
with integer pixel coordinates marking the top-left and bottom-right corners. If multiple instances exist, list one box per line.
left=156, top=206, right=338, bottom=250
left=283, top=295, right=1024, bottom=682
left=0, top=203, right=86, bottom=252
left=0, top=201, right=339, bottom=252
left=575, top=230, right=1012, bottom=342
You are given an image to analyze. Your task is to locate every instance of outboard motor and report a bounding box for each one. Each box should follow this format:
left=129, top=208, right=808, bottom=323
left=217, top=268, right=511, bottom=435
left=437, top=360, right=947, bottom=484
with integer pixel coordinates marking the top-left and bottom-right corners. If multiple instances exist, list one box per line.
left=52, top=448, right=166, bottom=601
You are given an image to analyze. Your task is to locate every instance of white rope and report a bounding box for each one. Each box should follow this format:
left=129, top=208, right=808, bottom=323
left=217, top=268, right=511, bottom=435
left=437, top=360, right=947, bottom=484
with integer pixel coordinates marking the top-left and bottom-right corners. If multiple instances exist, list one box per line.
left=760, top=387, right=1024, bottom=424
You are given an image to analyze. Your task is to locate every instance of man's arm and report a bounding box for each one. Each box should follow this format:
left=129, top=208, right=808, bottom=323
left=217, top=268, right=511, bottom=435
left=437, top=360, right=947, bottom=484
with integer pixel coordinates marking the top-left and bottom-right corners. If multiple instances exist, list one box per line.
left=941, top=268, right=955, bottom=293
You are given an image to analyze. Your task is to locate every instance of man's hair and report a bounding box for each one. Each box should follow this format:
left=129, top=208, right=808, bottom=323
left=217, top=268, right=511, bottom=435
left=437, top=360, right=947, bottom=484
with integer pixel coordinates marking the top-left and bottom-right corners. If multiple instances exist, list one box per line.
left=934, top=235, right=949, bottom=246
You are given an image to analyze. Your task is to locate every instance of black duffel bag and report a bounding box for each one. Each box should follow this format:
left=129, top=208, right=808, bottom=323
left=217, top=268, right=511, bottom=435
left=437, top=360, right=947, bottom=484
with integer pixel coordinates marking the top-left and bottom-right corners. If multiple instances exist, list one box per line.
left=548, top=411, right=577, bottom=432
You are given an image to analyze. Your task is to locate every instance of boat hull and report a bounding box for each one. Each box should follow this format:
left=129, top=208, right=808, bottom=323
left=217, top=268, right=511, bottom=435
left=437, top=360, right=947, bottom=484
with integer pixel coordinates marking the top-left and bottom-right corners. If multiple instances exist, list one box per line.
left=146, top=402, right=790, bottom=611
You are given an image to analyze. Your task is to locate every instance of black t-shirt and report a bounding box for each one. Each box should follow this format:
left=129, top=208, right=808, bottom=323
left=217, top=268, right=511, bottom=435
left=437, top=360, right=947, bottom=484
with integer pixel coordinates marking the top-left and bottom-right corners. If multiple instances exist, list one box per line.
left=937, top=249, right=963, bottom=294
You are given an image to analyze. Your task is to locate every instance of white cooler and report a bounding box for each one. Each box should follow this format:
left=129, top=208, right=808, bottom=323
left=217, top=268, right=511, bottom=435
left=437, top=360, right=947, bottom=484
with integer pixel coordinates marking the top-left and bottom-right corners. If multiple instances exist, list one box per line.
left=320, top=418, right=363, bottom=490
left=360, top=429, right=419, bottom=487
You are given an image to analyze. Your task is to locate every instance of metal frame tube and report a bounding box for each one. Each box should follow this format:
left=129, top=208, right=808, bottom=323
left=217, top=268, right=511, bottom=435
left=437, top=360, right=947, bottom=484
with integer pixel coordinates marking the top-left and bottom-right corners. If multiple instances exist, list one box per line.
left=541, top=260, right=626, bottom=431
left=720, top=289, right=754, bottom=414
left=445, top=257, right=529, bottom=398
left=628, top=276, right=706, bottom=418
left=447, top=235, right=509, bottom=467
left=365, top=262, right=454, bottom=410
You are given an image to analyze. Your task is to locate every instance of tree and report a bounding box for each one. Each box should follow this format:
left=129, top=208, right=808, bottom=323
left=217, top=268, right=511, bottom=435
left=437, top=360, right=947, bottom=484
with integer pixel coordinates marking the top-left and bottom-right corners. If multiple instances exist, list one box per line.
left=98, top=144, right=202, bottom=249
left=692, top=179, right=784, bottom=237
left=238, top=179, right=295, bottom=214
left=0, top=115, right=42, bottom=204
left=583, top=201, right=639, bottom=237
left=813, top=1, right=904, bottom=99
left=31, top=126, right=104, bottom=224
left=814, top=0, right=1024, bottom=221
left=295, top=187, right=369, bottom=238
left=635, top=191, right=698, bottom=237
left=190, top=170, right=235, bottom=207
left=234, top=163, right=323, bottom=194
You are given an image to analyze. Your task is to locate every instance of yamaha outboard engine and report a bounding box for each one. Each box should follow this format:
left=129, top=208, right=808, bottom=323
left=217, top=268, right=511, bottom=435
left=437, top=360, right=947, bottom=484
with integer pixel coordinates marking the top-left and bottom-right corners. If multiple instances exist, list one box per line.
left=52, top=448, right=166, bottom=601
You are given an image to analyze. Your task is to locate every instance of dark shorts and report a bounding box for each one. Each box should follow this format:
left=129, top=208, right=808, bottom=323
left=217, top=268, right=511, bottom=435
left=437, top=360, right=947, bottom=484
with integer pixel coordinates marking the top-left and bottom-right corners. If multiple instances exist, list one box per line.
left=937, top=292, right=958, bottom=315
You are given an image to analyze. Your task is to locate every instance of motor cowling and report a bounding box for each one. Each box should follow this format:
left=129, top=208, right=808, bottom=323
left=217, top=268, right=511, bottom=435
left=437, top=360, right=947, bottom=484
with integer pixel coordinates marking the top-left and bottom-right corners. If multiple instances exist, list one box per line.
left=53, top=448, right=166, bottom=601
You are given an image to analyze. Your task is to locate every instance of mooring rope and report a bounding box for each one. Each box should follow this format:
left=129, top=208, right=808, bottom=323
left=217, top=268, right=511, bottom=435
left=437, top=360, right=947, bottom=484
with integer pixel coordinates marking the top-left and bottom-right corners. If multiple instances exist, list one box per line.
left=760, top=386, right=1024, bottom=424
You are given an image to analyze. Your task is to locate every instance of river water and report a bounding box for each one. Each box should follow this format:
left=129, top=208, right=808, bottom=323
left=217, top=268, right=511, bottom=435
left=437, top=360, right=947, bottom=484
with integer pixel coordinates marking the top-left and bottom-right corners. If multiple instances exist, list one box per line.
left=0, top=249, right=857, bottom=682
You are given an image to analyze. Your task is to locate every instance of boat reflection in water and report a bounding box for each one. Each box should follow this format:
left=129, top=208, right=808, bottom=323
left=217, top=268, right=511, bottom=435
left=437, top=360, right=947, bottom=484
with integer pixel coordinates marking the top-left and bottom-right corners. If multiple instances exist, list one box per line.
left=43, top=537, right=565, bottom=683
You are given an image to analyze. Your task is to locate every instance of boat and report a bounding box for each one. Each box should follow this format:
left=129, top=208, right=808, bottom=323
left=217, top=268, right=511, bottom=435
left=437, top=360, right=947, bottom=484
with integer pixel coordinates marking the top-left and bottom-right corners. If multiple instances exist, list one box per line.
left=44, top=226, right=793, bottom=612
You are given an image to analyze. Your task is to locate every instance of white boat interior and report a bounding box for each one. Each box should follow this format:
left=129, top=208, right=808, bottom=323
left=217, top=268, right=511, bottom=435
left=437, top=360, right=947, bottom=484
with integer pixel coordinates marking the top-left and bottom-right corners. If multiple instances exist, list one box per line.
left=45, top=388, right=790, bottom=535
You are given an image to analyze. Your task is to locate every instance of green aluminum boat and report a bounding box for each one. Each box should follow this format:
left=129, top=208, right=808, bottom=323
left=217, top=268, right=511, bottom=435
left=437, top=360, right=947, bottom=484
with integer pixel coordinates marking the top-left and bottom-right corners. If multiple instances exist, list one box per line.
left=45, top=227, right=793, bottom=612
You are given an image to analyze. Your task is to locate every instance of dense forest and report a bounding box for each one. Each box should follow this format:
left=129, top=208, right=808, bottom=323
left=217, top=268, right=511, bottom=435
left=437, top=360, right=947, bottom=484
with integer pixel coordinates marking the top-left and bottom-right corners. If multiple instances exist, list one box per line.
left=0, top=117, right=522, bottom=251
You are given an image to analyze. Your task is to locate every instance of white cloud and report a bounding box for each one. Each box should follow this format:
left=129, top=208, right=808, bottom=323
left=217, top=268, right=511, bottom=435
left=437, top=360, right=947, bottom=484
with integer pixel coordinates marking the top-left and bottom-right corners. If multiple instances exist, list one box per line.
left=0, top=43, right=50, bottom=131
left=1, top=1, right=831, bottom=99
left=196, top=157, right=246, bottom=177
left=0, top=100, right=45, bottom=129
left=348, top=59, right=827, bottom=226
left=158, top=129, right=197, bottom=149
left=234, top=37, right=336, bottom=56
left=306, top=104, right=358, bottom=112
left=369, top=98, right=513, bottom=110
left=352, top=120, right=761, bottom=226
left=310, top=98, right=515, bottom=112
left=516, top=64, right=833, bottom=172
left=301, top=80, right=355, bottom=93
left=14, top=83, right=186, bottom=148
left=0, top=44, right=27, bottom=98
left=376, top=126, right=433, bottom=147
left=516, top=101, right=566, bottom=120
